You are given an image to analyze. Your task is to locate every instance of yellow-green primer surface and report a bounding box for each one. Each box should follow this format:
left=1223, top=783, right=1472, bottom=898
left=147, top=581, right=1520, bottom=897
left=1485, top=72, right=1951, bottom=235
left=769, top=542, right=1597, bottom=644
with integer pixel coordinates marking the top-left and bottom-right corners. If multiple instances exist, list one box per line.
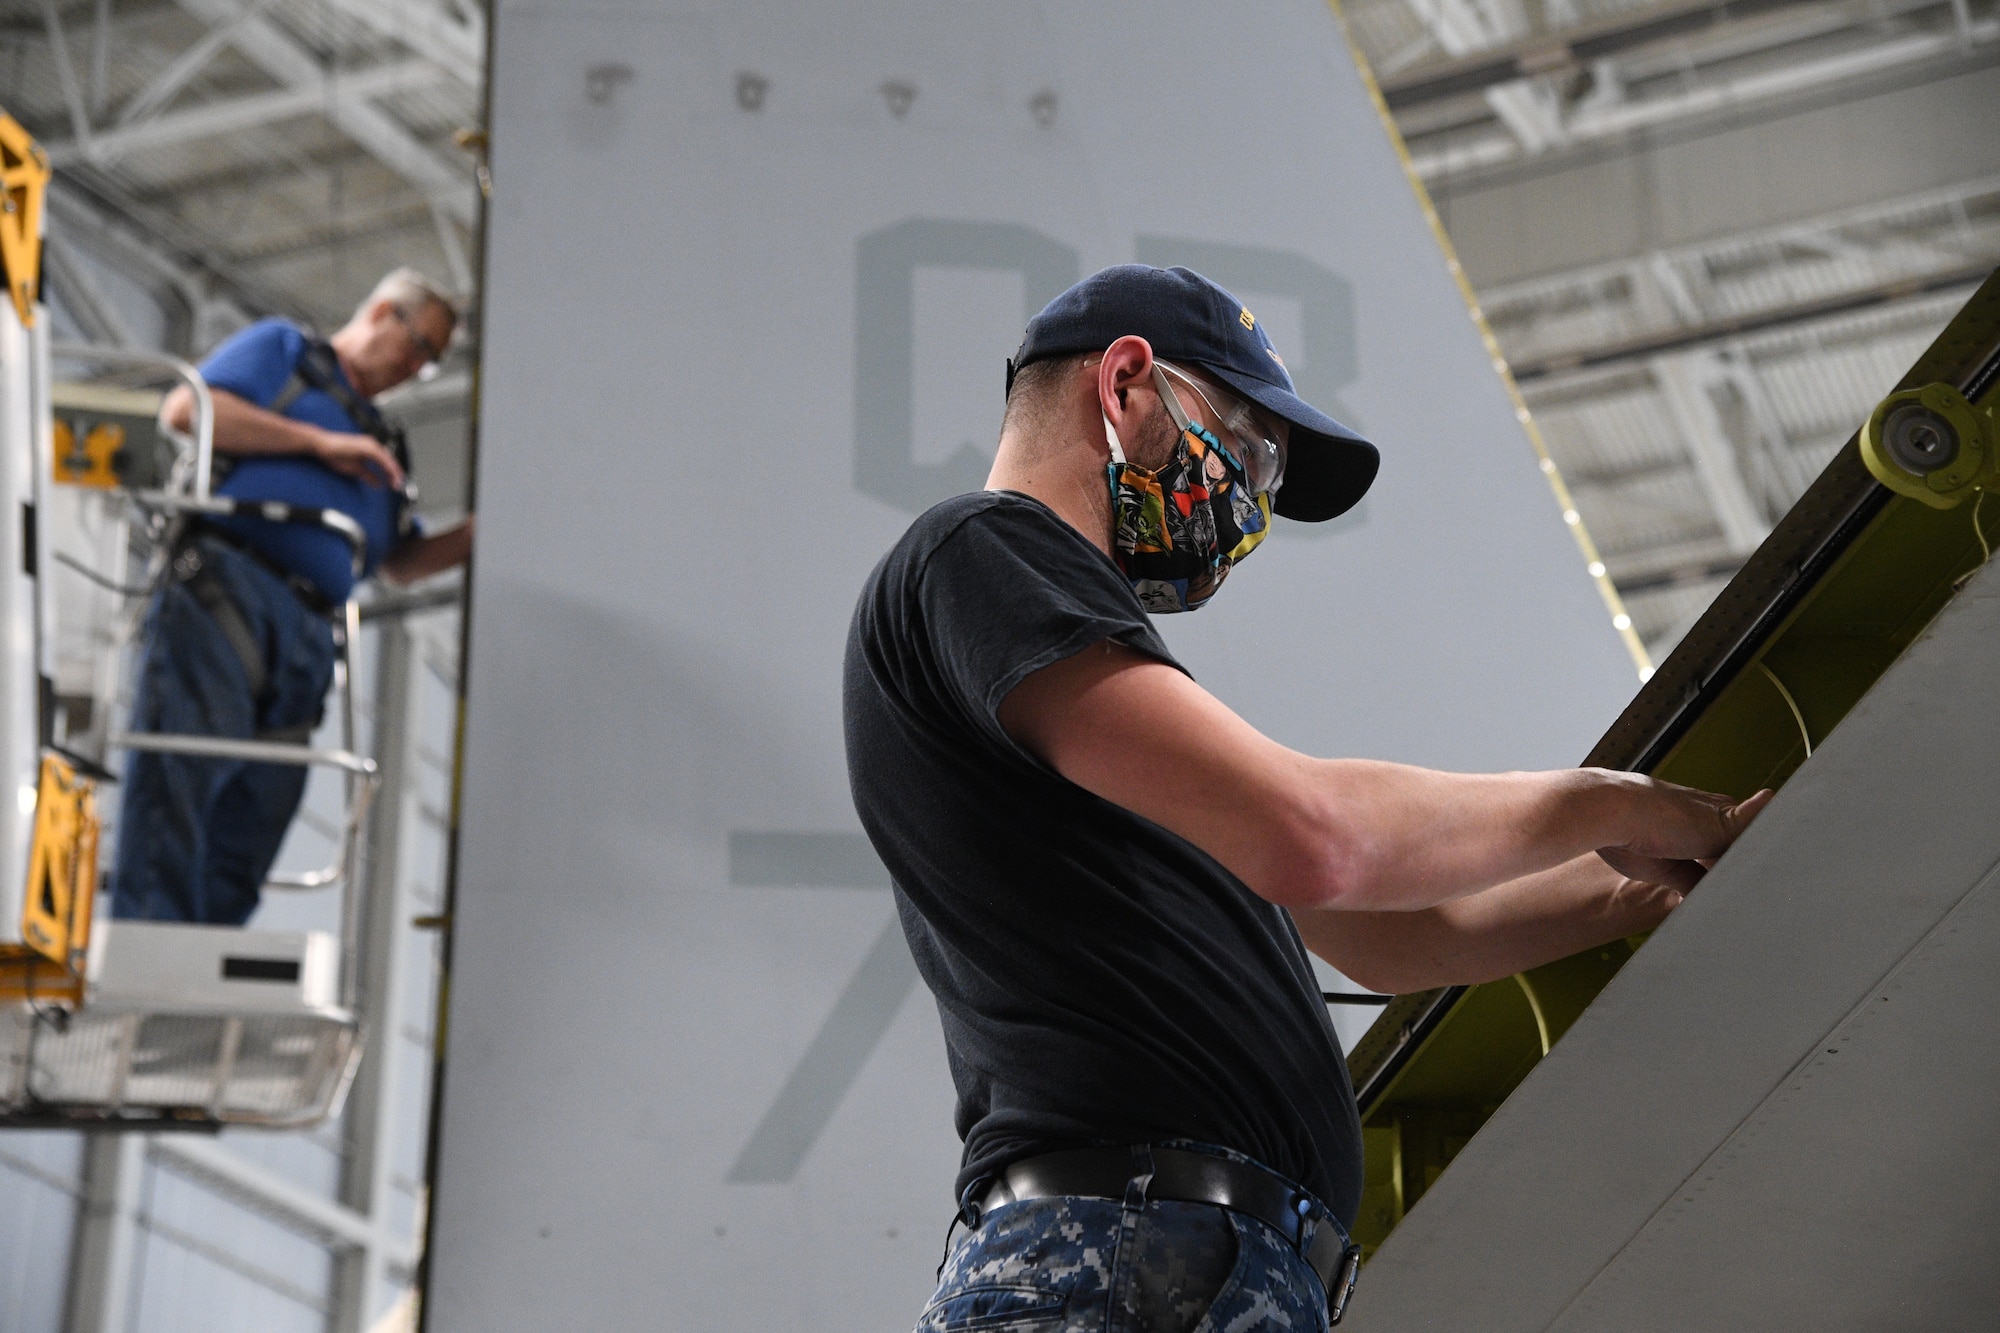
left=1346, top=270, right=2000, bottom=1258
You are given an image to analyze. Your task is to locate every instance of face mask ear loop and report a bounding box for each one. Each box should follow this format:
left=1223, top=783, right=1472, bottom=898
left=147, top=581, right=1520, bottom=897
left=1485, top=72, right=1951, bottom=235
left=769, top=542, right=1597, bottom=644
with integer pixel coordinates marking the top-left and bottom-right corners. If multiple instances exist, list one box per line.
left=1156, top=362, right=1244, bottom=473
left=1152, top=363, right=1196, bottom=433
left=1103, top=412, right=1128, bottom=465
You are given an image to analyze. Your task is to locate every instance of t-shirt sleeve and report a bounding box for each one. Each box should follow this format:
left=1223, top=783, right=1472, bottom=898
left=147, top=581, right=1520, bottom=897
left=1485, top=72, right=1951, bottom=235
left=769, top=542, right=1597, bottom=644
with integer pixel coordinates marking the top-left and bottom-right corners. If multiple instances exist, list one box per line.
left=916, top=501, right=1182, bottom=749
left=198, top=319, right=304, bottom=410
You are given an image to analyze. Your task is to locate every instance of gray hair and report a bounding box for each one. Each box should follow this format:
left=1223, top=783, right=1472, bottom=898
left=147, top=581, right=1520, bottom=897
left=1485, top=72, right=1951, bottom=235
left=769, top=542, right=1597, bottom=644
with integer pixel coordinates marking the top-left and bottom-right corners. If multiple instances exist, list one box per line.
left=362, top=267, right=461, bottom=325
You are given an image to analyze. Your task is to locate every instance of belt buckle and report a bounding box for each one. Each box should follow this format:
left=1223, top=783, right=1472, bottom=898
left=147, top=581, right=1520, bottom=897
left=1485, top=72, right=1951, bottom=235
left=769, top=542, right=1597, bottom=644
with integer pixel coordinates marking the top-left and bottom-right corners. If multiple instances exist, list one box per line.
left=1328, top=1243, right=1362, bottom=1325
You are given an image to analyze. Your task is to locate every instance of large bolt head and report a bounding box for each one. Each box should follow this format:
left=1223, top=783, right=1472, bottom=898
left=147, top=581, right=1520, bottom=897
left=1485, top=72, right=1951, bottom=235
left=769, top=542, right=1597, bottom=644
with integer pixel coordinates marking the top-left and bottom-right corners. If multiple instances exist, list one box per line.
left=1881, top=404, right=1960, bottom=476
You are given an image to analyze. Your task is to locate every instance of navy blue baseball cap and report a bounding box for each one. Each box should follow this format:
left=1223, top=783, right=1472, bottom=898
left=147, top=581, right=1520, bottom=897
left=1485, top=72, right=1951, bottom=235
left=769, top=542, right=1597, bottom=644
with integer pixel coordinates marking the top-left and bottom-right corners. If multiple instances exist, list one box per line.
left=1008, top=264, right=1379, bottom=522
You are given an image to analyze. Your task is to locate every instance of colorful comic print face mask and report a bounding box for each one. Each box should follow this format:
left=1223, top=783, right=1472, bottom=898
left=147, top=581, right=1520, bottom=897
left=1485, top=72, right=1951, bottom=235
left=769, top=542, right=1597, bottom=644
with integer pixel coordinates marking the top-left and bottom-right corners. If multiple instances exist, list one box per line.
left=1104, top=363, right=1273, bottom=613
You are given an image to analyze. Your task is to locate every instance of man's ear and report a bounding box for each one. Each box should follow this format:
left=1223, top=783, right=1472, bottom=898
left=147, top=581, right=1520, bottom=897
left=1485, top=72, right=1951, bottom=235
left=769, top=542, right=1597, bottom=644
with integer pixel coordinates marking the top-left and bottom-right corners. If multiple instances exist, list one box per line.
left=1097, top=336, right=1155, bottom=432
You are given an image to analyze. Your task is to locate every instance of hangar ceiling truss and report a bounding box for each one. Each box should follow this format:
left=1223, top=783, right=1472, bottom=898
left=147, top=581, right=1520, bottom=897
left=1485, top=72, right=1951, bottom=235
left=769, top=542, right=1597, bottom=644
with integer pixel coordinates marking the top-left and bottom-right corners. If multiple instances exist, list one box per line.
left=1, top=0, right=483, bottom=333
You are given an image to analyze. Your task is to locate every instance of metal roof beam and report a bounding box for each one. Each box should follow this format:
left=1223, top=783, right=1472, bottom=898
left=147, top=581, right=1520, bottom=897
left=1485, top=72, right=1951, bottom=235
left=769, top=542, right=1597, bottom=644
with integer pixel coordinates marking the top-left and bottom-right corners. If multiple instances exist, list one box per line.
left=316, top=0, right=483, bottom=89
left=1614, top=554, right=1744, bottom=596
left=148, top=1136, right=417, bottom=1270
left=1724, top=345, right=1820, bottom=509
left=1652, top=351, right=1771, bottom=554
left=1409, top=16, right=2000, bottom=179
left=88, top=0, right=112, bottom=116
left=117, top=142, right=373, bottom=201
left=1404, top=0, right=1574, bottom=153
left=1380, top=0, right=1830, bottom=110
left=1508, top=260, right=1993, bottom=379
left=43, top=234, right=141, bottom=347
left=47, top=60, right=447, bottom=167
left=1569, top=21, right=1995, bottom=139
left=218, top=198, right=439, bottom=266
left=173, top=0, right=478, bottom=223
left=113, top=0, right=276, bottom=129
left=1557, top=454, right=1699, bottom=491
left=1484, top=173, right=2000, bottom=324
left=38, top=0, right=97, bottom=151
left=1597, top=532, right=1743, bottom=580
left=46, top=175, right=294, bottom=328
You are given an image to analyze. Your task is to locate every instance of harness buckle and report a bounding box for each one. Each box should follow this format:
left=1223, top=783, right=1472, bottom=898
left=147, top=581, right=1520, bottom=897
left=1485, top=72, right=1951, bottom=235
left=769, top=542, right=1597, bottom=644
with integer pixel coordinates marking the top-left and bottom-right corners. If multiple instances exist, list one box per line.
left=1328, top=1243, right=1362, bottom=1325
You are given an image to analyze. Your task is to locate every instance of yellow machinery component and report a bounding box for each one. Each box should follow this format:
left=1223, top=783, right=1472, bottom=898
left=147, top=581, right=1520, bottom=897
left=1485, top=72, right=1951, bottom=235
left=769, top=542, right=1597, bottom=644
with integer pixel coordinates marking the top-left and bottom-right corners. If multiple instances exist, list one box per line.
left=52, top=416, right=127, bottom=488
left=1859, top=381, right=1998, bottom=509
left=0, top=948, right=84, bottom=1007
left=0, top=754, right=100, bottom=1007
left=0, top=111, right=49, bottom=329
left=50, top=382, right=171, bottom=488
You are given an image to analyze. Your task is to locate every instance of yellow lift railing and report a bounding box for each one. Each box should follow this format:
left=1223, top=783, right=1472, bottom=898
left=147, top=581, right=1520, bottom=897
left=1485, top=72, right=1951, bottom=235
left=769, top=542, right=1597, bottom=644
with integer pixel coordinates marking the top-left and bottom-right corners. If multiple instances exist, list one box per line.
left=0, top=754, right=99, bottom=1008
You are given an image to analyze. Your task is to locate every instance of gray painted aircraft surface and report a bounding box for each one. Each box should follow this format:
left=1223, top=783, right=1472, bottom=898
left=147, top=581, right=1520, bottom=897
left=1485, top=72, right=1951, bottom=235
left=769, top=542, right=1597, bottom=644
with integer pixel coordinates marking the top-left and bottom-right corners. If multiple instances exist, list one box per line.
left=428, top=2, right=1634, bottom=1327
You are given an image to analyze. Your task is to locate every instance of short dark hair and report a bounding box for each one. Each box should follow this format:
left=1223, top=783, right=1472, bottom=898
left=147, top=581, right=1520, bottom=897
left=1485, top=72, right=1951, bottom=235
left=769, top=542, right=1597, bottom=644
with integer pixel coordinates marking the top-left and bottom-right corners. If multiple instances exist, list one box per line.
left=1001, top=353, right=1088, bottom=436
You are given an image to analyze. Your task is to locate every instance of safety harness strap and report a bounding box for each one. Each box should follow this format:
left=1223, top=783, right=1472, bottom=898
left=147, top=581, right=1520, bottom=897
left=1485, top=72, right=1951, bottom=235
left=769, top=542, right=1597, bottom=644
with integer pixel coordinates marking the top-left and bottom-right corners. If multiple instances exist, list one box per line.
left=174, top=544, right=267, bottom=700
left=267, top=332, right=419, bottom=540
left=272, top=336, right=412, bottom=473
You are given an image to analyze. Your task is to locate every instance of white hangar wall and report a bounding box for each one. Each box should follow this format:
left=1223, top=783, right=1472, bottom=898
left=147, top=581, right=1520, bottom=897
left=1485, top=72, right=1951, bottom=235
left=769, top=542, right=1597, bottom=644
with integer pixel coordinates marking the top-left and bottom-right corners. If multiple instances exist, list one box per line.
left=430, top=2, right=1637, bottom=1328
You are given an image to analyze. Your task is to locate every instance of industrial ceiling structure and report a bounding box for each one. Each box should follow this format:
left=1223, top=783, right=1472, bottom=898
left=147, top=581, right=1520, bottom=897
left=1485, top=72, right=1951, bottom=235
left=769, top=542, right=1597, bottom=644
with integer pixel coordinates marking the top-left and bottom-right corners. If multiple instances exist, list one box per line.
left=5, top=0, right=1998, bottom=658
left=1344, top=0, right=2000, bottom=656
left=0, top=0, right=483, bottom=510
left=2, top=0, right=481, bottom=332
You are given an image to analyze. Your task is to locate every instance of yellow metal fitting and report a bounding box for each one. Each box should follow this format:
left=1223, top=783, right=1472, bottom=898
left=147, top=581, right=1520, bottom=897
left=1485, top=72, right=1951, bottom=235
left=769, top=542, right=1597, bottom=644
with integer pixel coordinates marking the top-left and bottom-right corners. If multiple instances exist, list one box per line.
left=19, top=753, right=101, bottom=974
left=53, top=417, right=127, bottom=488
left=1860, top=382, right=1998, bottom=510
left=0, top=111, right=50, bottom=328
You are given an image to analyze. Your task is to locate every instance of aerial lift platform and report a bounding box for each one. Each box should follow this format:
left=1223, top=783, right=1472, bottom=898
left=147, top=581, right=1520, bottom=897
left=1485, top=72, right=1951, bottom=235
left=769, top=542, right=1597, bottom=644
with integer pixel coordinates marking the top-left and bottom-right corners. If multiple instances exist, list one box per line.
left=0, top=111, right=374, bottom=1131
left=1342, top=268, right=2000, bottom=1328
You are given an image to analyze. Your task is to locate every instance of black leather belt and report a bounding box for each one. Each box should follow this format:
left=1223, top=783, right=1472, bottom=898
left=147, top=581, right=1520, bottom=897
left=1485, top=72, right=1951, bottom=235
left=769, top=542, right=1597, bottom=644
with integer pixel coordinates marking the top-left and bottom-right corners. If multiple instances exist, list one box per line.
left=978, top=1146, right=1363, bottom=1324
left=187, top=525, right=338, bottom=619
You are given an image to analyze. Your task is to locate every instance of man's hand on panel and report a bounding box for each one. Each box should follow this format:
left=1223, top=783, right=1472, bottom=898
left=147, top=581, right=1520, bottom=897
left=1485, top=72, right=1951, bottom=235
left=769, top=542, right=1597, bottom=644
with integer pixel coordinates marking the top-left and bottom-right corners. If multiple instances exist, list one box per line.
left=312, top=429, right=405, bottom=489
left=1592, top=777, right=1773, bottom=891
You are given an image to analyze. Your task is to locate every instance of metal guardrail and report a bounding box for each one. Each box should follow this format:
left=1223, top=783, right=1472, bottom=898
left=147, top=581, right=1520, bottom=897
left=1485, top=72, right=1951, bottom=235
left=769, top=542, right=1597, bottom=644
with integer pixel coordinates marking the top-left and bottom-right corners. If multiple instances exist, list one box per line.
left=50, top=342, right=214, bottom=499
left=358, top=579, right=462, bottom=622
left=107, top=732, right=376, bottom=775
left=126, top=491, right=369, bottom=577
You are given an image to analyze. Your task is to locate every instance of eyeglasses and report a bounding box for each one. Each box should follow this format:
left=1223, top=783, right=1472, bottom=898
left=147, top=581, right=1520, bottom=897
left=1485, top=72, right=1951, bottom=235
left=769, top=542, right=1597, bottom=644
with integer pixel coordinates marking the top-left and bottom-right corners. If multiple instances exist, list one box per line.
left=1155, top=360, right=1288, bottom=495
left=391, top=304, right=445, bottom=366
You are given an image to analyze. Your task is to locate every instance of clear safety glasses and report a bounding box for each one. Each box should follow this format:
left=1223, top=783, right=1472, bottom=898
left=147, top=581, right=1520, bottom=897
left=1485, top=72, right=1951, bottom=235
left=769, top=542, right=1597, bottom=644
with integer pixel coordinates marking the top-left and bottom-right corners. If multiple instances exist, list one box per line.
left=391, top=304, right=445, bottom=369
left=1155, top=360, right=1288, bottom=496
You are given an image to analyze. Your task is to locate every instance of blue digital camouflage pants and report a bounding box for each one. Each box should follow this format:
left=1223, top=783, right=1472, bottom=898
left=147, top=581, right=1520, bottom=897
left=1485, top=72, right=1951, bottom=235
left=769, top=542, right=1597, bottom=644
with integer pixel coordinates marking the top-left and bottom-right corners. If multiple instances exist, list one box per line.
left=919, top=1147, right=1333, bottom=1333
left=111, top=537, right=336, bottom=925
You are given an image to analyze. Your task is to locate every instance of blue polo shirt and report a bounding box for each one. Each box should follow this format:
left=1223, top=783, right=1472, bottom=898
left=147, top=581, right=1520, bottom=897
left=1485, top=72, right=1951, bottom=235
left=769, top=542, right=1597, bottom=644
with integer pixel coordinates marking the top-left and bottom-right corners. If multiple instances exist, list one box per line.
left=201, top=318, right=407, bottom=602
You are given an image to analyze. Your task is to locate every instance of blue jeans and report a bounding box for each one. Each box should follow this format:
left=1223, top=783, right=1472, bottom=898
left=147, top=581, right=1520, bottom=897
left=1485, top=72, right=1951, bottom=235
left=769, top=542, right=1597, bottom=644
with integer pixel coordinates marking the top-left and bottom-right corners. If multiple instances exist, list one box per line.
left=110, top=538, right=336, bottom=925
left=920, top=1148, right=1333, bottom=1333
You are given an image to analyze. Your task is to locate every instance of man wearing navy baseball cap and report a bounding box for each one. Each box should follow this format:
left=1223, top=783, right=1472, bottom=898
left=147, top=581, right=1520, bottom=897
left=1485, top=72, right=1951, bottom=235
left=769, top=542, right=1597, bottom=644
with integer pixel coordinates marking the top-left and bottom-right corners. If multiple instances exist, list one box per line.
left=844, top=265, right=1766, bottom=1328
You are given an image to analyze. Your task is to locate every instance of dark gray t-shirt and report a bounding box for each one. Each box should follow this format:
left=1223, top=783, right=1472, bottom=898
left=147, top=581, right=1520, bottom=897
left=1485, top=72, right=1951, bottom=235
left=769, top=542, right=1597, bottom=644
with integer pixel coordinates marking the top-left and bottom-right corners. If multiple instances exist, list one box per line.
left=843, top=490, right=1363, bottom=1221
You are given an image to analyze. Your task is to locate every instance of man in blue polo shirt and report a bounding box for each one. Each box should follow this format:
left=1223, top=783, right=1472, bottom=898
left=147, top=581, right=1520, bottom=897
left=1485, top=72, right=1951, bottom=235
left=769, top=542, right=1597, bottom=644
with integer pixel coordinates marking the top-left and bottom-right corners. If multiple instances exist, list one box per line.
left=113, top=268, right=474, bottom=924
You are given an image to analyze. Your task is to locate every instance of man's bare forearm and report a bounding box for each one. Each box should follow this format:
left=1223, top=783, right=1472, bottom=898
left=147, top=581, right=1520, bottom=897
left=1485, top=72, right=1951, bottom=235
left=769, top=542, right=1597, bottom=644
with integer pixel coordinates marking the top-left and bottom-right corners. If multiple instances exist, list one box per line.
left=1276, top=759, right=1754, bottom=913
left=1289, top=852, right=1683, bottom=994
left=1001, top=644, right=1769, bottom=916
left=164, top=385, right=324, bottom=457
left=378, top=518, right=473, bottom=586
